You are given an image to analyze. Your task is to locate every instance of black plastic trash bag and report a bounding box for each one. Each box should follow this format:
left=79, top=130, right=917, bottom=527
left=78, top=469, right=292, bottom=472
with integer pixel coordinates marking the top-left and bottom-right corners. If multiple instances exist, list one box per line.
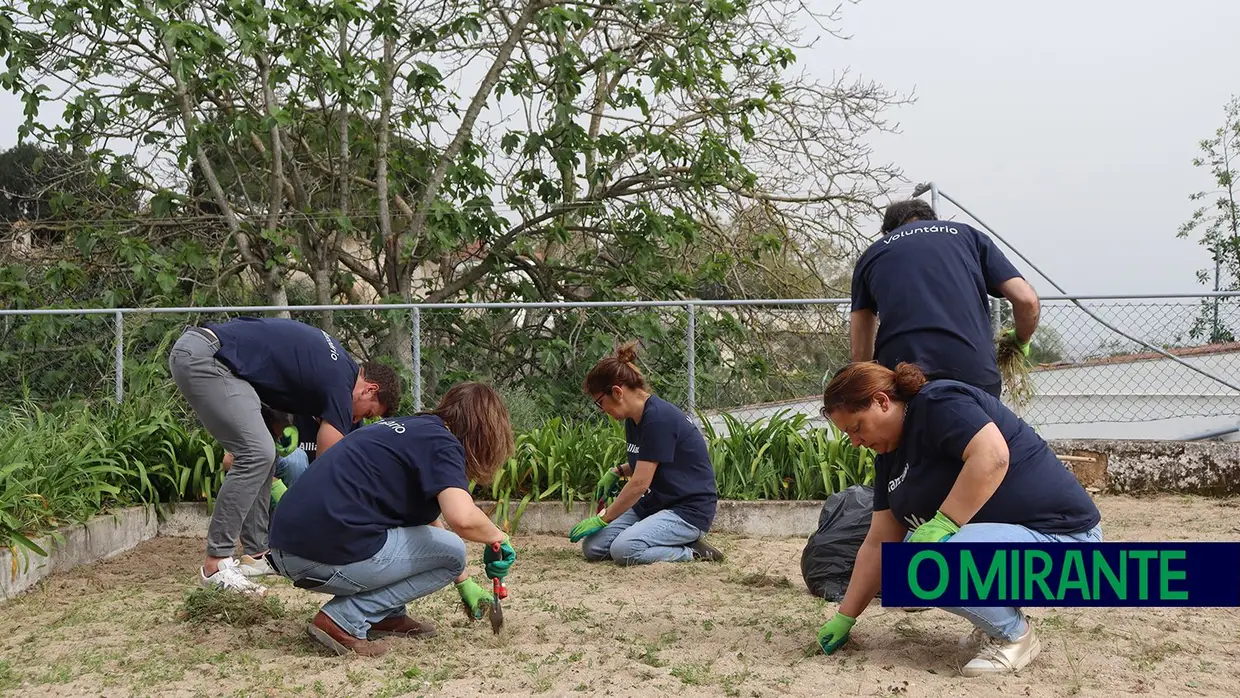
left=800, top=484, right=878, bottom=601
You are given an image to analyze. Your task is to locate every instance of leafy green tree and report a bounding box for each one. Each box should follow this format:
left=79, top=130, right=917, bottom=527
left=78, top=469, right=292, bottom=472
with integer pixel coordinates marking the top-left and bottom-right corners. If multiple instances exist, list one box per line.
left=0, top=0, right=904, bottom=409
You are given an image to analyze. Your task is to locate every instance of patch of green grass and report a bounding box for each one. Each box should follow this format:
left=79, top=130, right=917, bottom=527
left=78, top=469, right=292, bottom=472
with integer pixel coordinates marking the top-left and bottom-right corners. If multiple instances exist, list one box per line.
left=178, top=588, right=286, bottom=628
left=670, top=662, right=713, bottom=686
left=1131, top=640, right=1184, bottom=670
left=373, top=676, right=419, bottom=698
left=730, top=571, right=794, bottom=589
left=36, top=662, right=73, bottom=685
left=0, top=660, right=19, bottom=691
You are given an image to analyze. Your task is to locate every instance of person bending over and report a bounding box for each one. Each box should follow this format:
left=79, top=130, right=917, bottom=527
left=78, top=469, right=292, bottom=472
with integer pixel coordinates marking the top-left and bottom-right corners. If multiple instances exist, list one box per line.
left=267, top=382, right=517, bottom=657
left=168, top=316, right=401, bottom=595
left=814, top=361, right=1101, bottom=676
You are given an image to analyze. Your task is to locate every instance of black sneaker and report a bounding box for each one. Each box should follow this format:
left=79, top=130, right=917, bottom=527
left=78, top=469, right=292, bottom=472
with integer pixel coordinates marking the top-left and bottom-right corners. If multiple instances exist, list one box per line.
left=690, top=538, right=724, bottom=562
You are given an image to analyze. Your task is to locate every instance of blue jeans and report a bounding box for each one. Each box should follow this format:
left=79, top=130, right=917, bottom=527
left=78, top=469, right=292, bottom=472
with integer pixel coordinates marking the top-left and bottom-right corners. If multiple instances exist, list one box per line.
left=274, top=449, right=309, bottom=488
left=581, top=509, right=702, bottom=565
left=930, top=522, right=1104, bottom=641
left=269, top=526, right=466, bottom=639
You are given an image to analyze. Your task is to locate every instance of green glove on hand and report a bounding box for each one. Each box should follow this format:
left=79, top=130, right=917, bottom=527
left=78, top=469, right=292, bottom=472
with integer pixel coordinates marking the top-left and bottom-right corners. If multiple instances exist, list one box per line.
left=483, top=537, right=516, bottom=579
left=593, top=469, right=621, bottom=503
left=1000, top=328, right=1032, bottom=358
left=455, top=578, right=494, bottom=620
left=569, top=514, right=608, bottom=543
left=817, top=612, right=856, bottom=654
left=908, top=510, right=961, bottom=543
left=275, top=425, right=299, bottom=457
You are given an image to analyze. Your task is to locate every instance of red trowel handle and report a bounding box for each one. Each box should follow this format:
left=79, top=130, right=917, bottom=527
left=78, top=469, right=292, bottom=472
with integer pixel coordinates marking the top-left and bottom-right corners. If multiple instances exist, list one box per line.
left=490, top=542, right=509, bottom=599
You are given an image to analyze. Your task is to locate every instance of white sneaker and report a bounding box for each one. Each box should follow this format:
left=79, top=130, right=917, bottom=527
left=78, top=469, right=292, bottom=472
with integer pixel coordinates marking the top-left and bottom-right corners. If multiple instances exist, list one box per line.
left=958, top=626, right=988, bottom=649
left=200, top=558, right=268, bottom=595
left=961, top=623, right=1041, bottom=677
left=237, top=554, right=275, bottom=578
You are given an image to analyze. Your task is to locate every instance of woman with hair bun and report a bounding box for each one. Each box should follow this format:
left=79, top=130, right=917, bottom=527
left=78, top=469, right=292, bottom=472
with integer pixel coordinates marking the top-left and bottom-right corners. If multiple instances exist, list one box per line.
left=568, top=340, right=723, bottom=565
left=814, top=362, right=1101, bottom=677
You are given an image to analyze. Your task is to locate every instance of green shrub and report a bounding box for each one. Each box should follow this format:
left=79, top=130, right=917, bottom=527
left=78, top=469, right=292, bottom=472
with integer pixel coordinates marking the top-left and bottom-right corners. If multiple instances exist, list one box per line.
left=1, top=394, right=873, bottom=551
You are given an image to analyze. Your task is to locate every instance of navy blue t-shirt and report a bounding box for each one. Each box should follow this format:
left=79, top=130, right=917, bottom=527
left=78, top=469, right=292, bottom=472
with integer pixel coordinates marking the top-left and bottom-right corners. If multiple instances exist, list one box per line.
left=205, top=317, right=359, bottom=435
left=625, top=395, right=718, bottom=532
left=873, top=380, right=1100, bottom=535
left=851, top=220, right=1022, bottom=391
left=269, top=415, right=471, bottom=565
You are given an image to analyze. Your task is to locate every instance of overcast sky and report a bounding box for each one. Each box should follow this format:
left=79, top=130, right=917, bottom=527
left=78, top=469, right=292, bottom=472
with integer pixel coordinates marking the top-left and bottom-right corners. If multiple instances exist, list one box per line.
left=820, top=0, right=1240, bottom=297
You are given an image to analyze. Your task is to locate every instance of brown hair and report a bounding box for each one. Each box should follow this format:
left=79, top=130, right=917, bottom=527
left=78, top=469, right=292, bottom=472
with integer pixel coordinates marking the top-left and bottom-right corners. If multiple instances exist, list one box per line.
left=428, top=382, right=514, bottom=484
left=821, top=361, right=927, bottom=417
left=361, top=361, right=403, bottom=417
left=583, top=339, right=648, bottom=396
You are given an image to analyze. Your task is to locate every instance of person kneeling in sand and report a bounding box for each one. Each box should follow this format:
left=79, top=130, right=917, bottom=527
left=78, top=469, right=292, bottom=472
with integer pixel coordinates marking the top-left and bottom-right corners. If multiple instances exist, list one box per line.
left=568, top=341, right=724, bottom=565
left=266, top=382, right=517, bottom=656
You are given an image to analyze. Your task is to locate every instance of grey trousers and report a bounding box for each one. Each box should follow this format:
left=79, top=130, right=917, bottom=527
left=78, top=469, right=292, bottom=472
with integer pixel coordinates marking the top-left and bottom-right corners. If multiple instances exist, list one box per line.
left=168, top=329, right=276, bottom=558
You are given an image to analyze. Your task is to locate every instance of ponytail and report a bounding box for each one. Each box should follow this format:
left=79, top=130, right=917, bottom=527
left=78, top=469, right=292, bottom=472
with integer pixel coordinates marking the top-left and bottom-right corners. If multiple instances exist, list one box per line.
left=584, top=339, right=648, bottom=395
left=822, top=361, right=926, bottom=416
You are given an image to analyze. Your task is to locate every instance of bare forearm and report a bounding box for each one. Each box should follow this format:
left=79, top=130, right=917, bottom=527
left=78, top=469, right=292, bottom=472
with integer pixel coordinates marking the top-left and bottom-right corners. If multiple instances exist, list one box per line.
left=939, top=458, right=1007, bottom=525
left=447, top=510, right=506, bottom=546
left=838, top=541, right=884, bottom=618
left=602, top=481, right=647, bottom=522
left=1012, top=300, right=1040, bottom=344
left=850, top=311, right=877, bottom=362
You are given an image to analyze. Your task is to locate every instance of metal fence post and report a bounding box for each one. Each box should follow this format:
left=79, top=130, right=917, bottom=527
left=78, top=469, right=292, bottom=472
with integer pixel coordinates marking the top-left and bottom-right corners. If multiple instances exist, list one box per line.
left=411, top=307, right=423, bottom=412
left=686, top=303, right=696, bottom=417
left=114, top=310, right=124, bottom=404
left=991, top=297, right=1001, bottom=336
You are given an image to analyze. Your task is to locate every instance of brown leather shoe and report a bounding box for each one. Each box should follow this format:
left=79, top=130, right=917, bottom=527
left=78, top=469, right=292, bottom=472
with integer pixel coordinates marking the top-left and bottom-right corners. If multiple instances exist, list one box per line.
left=369, top=614, right=438, bottom=639
left=307, top=611, right=389, bottom=657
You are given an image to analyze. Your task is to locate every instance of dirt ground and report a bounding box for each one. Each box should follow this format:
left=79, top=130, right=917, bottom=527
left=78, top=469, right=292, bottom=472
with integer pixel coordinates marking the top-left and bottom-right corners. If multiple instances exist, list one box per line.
left=1, top=493, right=1239, bottom=698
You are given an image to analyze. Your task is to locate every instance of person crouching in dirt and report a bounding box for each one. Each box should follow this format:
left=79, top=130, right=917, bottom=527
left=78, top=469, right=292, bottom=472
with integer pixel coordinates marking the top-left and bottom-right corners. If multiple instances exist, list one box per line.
left=814, top=361, right=1101, bottom=677
left=569, top=340, right=724, bottom=564
left=267, top=382, right=518, bottom=657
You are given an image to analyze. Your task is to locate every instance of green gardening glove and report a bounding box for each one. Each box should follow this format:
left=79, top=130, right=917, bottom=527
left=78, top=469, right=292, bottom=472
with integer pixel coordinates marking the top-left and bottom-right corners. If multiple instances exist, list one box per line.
left=908, top=510, right=961, bottom=543
left=569, top=514, right=608, bottom=543
left=455, top=578, right=494, bottom=620
left=593, top=469, right=621, bottom=503
left=483, top=537, right=516, bottom=579
left=817, top=612, right=856, bottom=654
left=999, top=328, right=1032, bottom=358
left=275, top=426, right=299, bottom=457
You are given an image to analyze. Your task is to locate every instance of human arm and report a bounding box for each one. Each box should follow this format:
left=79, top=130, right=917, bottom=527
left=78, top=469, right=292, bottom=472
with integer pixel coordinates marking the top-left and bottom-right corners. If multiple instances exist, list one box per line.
left=996, top=277, right=1040, bottom=345
left=848, top=256, right=878, bottom=362
left=315, top=420, right=345, bottom=455
left=437, top=487, right=507, bottom=546
left=838, top=508, right=908, bottom=618
left=907, top=394, right=1011, bottom=542
left=850, top=310, right=878, bottom=362
left=818, top=509, right=907, bottom=654
left=935, top=422, right=1010, bottom=528
left=601, top=460, right=655, bottom=523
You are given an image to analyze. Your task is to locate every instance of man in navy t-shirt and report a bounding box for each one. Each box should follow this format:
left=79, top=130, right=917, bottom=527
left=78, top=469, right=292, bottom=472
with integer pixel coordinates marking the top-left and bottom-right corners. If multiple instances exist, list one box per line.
left=168, top=316, right=402, bottom=596
left=849, top=199, right=1041, bottom=397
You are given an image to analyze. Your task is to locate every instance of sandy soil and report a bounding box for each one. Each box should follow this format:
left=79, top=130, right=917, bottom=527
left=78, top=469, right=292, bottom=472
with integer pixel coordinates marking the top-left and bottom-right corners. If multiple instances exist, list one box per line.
left=1, top=493, right=1238, bottom=698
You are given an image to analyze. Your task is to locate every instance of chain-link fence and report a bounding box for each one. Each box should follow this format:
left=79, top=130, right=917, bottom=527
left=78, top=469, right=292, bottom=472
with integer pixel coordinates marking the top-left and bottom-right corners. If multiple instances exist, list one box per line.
left=1, top=294, right=1238, bottom=439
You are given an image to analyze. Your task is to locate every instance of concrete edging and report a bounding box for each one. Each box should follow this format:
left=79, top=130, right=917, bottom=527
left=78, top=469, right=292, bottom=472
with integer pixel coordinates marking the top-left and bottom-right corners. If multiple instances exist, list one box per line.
left=7, top=438, right=1238, bottom=603
left=154, top=500, right=828, bottom=539
left=1, top=504, right=159, bottom=601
